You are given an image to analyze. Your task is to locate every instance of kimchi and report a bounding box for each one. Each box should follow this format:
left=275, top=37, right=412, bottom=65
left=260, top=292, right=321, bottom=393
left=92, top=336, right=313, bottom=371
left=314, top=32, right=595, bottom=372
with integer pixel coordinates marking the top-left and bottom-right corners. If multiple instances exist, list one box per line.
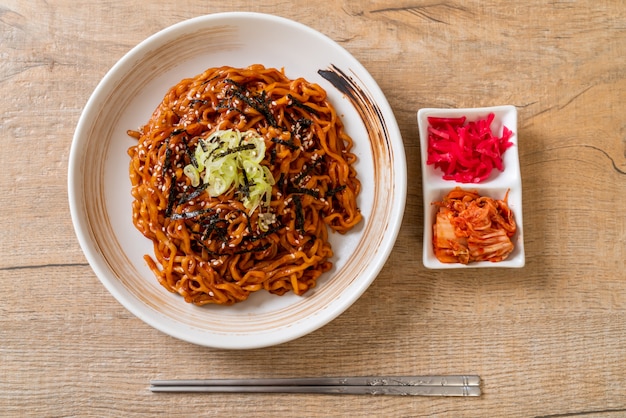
left=433, top=188, right=516, bottom=264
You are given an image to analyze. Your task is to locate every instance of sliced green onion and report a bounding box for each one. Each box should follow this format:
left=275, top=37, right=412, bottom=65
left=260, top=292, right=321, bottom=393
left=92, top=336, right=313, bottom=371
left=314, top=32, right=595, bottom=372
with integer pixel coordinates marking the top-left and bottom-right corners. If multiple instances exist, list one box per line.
left=183, top=129, right=275, bottom=213
left=183, top=165, right=200, bottom=187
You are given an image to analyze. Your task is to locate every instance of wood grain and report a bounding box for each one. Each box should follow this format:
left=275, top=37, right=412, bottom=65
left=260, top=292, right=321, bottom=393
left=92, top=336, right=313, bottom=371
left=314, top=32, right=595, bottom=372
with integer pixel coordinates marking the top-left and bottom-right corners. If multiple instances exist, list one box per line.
left=1, top=0, right=625, bottom=416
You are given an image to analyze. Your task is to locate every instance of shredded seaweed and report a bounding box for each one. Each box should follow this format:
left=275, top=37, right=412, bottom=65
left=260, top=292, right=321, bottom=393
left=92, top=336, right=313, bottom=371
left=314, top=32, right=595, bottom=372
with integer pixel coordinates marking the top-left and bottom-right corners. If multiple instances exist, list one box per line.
left=162, top=138, right=171, bottom=178
left=213, top=143, right=256, bottom=159
left=287, top=94, right=319, bottom=116
left=237, top=166, right=254, bottom=200
left=169, top=207, right=214, bottom=221
left=225, top=78, right=277, bottom=127
left=293, top=195, right=305, bottom=234
left=326, top=185, right=346, bottom=196
left=289, top=187, right=320, bottom=199
left=269, top=147, right=277, bottom=165
left=216, top=101, right=241, bottom=114
left=177, top=183, right=208, bottom=205
left=292, top=158, right=322, bottom=185
left=189, top=99, right=208, bottom=106
left=165, top=172, right=177, bottom=218
left=200, top=214, right=229, bottom=242
left=271, top=137, right=298, bottom=151
left=201, top=74, right=221, bottom=86
left=181, top=139, right=197, bottom=169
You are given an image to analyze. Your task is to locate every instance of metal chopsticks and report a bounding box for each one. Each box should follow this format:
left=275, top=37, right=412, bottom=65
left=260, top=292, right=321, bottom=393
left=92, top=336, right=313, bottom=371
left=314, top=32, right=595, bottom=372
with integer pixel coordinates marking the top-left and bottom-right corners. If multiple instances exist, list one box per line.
left=150, top=375, right=481, bottom=396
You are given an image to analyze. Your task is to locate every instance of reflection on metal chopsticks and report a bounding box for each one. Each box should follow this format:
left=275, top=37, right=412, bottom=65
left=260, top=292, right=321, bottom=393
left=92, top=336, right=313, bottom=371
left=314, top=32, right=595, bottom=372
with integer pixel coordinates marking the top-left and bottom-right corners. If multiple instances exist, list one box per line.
left=150, top=375, right=481, bottom=396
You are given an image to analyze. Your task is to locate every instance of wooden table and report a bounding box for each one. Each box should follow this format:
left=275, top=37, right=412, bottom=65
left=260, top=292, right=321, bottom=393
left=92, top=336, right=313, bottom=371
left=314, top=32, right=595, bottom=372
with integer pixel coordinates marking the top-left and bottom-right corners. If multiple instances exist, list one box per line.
left=2, top=1, right=625, bottom=416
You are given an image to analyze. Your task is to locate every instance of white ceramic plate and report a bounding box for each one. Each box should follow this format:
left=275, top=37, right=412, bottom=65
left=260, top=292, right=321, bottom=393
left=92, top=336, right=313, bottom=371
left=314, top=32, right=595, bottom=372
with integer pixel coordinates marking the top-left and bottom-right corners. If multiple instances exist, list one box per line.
left=417, top=106, right=525, bottom=269
left=68, top=12, right=406, bottom=349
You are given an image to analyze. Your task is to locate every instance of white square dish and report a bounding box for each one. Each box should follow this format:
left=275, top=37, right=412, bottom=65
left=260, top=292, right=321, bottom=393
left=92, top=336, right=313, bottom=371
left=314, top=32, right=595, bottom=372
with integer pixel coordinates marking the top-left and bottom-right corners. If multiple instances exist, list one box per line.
left=417, top=105, right=525, bottom=269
